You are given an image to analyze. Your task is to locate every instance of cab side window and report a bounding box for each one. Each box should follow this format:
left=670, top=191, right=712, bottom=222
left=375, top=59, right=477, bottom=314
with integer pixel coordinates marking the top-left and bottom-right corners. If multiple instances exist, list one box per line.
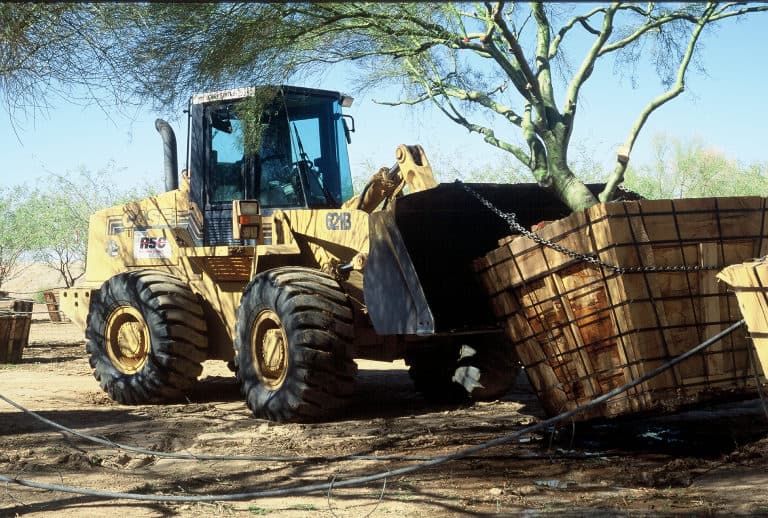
left=210, top=113, right=245, bottom=203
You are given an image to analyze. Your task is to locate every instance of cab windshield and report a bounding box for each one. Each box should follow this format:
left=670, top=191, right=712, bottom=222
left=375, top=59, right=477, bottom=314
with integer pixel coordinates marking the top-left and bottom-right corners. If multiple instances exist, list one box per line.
left=206, top=92, right=353, bottom=209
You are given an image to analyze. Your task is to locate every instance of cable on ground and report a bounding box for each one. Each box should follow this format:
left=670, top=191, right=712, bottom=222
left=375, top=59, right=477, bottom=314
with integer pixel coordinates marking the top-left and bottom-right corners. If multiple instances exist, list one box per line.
left=1, top=392, right=614, bottom=463
left=0, top=392, right=490, bottom=463
left=0, top=319, right=744, bottom=503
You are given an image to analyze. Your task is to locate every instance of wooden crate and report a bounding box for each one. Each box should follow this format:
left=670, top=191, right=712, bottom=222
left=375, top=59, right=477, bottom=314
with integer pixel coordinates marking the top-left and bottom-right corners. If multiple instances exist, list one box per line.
left=0, top=306, right=32, bottom=364
left=43, top=290, right=69, bottom=323
left=474, top=196, right=768, bottom=421
left=718, top=258, right=768, bottom=375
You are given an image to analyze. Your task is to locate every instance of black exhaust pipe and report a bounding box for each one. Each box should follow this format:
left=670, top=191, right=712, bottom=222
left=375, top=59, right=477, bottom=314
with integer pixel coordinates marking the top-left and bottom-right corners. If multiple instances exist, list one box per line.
left=155, top=119, right=178, bottom=192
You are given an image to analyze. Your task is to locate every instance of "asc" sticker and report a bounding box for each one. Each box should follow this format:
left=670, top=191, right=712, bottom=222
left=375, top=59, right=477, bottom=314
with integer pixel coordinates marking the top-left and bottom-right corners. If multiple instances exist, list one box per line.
left=325, top=212, right=351, bottom=231
left=134, top=231, right=172, bottom=259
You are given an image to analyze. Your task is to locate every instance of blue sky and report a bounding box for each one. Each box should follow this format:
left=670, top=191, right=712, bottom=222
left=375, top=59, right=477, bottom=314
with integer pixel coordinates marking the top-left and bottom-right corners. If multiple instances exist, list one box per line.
left=2, top=8, right=767, bottom=193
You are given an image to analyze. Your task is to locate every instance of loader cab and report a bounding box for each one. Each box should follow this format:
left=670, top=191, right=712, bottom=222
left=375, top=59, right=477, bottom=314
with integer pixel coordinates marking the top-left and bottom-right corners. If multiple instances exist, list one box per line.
left=187, top=85, right=355, bottom=245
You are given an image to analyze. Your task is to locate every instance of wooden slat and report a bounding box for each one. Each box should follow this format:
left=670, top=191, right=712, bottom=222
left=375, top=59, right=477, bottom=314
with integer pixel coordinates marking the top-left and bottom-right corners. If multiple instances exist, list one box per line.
left=0, top=313, right=31, bottom=363
left=547, top=273, right=600, bottom=401
left=719, top=259, right=768, bottom=376
left=476, top=196, right=767, bottom=421
left=43, top=290, right=62, bottom=322
left=0, top=315, right=11, bottom=363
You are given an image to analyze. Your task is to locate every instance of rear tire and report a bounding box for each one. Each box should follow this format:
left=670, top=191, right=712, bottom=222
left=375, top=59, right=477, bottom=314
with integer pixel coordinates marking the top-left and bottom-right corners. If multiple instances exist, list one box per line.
left=234, top=267, right=357, bottom=422
left=85, top=270, right=207, bottom=404
left=406, top=334, right=519, bottom=403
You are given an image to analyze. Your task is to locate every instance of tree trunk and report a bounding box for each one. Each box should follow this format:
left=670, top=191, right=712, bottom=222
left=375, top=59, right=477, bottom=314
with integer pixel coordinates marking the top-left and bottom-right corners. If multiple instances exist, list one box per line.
left=547, top=149, right=598, bottom=212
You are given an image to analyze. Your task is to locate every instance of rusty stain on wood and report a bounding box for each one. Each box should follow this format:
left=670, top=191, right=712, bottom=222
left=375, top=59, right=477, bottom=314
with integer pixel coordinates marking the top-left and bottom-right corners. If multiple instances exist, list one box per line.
left=476, top=196, right=768, bottom=421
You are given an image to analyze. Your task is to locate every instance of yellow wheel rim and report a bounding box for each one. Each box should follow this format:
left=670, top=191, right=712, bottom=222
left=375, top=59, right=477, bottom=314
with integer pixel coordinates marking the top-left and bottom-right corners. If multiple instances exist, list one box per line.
left=251, top=310, right=289, bottom=390
left=105, top=306, right=150, bottom=375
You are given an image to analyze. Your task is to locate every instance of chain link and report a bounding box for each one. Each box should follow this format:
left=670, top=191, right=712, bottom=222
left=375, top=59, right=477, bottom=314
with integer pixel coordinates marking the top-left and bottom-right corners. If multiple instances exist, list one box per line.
left=457, top=180, right=719, bottom=274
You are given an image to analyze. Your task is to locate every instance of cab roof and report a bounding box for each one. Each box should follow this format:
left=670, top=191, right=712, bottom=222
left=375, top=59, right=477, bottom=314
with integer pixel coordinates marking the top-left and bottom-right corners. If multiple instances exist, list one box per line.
left=190, top=85, right=352, bottom=106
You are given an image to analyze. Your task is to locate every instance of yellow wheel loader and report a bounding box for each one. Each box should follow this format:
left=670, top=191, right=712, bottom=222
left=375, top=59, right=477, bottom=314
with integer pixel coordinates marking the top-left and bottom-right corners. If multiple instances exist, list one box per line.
left=60, top=85, right=585, bottom=422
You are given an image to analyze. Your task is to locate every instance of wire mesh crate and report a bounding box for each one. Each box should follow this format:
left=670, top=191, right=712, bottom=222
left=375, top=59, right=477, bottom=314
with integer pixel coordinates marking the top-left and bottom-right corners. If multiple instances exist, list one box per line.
left=474, top=196, right=768, bottom=421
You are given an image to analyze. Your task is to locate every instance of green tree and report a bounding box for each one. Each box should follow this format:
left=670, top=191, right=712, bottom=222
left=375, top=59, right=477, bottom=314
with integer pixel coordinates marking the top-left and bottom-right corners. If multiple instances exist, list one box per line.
left=3, top=3, right=766, bottom=212
left=0, top=3, right=134, bottom=120
left=88, top=2, right=767, bottom=212
left=624, top=134, right=768, bottom=199
left=0, top=186, right=35, bottom=290
left=22, top=164, right=155, bottom=288
left=441, top=138, right=613, bottom=185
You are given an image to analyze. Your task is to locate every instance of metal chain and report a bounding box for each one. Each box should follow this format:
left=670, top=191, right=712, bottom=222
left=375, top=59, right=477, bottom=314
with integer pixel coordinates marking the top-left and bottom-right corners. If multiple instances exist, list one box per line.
left=457, top=180, right=719, bottom=274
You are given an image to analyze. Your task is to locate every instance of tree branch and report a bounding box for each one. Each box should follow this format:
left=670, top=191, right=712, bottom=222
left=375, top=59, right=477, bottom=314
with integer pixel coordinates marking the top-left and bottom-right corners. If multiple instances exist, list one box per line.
left=579, top=18, right=601, bottom=36
left=402, top=57, right=532, bottom=166
left=441, top=85, right=523, bottom=126
left=563, top=3, right=619, bottom=120
left=374, top=92, right=432, bottom=106
left=599, top=2, right=718, bottom=202
left=598, top=5, right=704, bottom=57
left=451, top=114, right=532, bottom=165
left=548, top=5, right=607, bottom=59
left=523, top=103, right=550, bottom=185
left=709, top=3, right=768, bottom=21
left=406, top=55, right=524, bottom=127
left=492, top=1, right=543, bottom=103
left=531, top=2, right=556, bottom=108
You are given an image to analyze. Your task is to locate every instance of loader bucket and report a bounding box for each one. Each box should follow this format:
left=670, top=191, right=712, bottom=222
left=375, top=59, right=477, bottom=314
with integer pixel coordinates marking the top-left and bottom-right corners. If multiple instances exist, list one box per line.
left=365, top=182, right=609, bottom=335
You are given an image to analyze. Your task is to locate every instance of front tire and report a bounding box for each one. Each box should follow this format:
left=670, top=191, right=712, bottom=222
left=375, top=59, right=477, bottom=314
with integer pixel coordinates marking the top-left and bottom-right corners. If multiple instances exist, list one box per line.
left=85, top=270, right=208, bottom=404
left=234, top=267, right=357, bottom=422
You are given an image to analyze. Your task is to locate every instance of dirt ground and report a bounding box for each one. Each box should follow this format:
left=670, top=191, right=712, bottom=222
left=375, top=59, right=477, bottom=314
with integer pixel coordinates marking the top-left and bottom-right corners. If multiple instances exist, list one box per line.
left=3, top=309, right=768, bottom=517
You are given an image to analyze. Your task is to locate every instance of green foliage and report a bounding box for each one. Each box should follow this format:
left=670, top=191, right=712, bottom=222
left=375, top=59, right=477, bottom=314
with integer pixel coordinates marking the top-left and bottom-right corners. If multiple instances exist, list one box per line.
left=3, top=3, right=767, bottom=212
left=0, top=185, right=35, bottom=288
left=441, top=139, right=609, bottom=185
left=437, top=155, right=531, bottom=185
left=0, top=4, right=137, bottom=120
left=22, top=163, right=153, bottom=287
left=81, top=2, right=767, bottom=211
left=32, top=290, right=46, bottom=304
left=623, top=134, right=768, bottom=199
left=233, top=86, right=281, bottom=155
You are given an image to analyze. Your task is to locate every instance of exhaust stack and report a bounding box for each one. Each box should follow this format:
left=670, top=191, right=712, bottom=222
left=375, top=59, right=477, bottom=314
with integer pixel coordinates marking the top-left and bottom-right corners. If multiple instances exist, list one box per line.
left=155, top=119, right=178, bottom=192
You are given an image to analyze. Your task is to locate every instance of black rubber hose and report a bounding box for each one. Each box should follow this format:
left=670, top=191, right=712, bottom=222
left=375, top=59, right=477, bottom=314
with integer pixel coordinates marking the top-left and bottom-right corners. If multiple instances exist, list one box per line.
left=0, top=320, right=745, bottom=503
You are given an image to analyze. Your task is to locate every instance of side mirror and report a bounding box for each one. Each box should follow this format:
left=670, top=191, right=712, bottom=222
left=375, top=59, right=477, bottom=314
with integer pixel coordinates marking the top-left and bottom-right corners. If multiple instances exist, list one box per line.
left=342, top=115, right=355, bottom=144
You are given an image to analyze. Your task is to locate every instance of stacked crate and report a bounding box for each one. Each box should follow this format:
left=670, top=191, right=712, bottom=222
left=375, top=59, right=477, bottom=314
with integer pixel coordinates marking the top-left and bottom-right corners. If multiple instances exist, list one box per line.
left=718, top=258, right=768, bottom=375
left=474, top=196, right=768, bottom=421
left=0, top=299, right=33, bottom=363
